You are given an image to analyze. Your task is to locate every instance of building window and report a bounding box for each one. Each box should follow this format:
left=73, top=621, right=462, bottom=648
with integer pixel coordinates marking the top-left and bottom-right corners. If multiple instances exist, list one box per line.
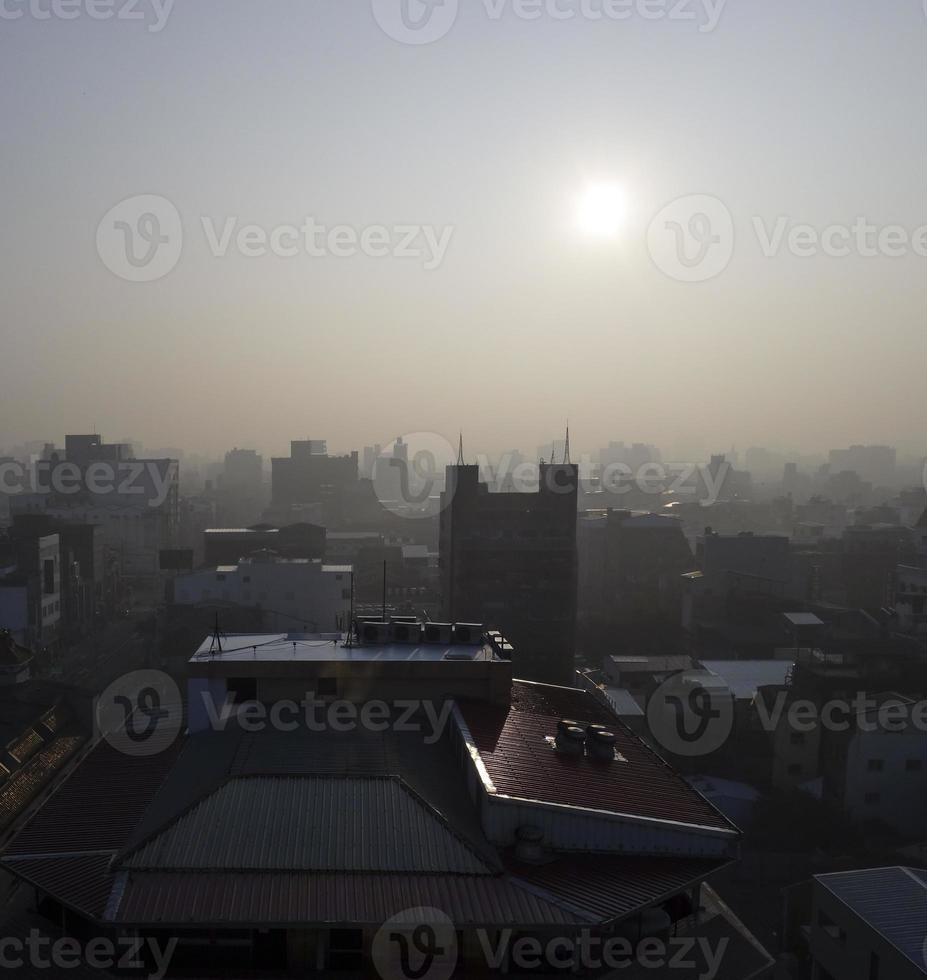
left=867, top=759, right=884, bottom=772
left=43, top=559, right=55, bottom=594
left=869, top=953, right=879, bottom=980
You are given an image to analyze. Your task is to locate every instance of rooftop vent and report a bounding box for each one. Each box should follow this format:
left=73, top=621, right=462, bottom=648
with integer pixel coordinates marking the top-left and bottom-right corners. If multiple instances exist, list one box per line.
left=555, top=720, right=585, bottom=756
left=587, top=730, right=618, bottom=762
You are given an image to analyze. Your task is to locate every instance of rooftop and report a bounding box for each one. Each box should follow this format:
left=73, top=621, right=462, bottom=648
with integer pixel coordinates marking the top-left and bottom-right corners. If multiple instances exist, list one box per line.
left=815, top=867, right=927, bottom=971
left=700, top=660, right=794, bottom=700
left=189, top=631, right=498, bottom=664
left=458, top=680, right=737, bottom=834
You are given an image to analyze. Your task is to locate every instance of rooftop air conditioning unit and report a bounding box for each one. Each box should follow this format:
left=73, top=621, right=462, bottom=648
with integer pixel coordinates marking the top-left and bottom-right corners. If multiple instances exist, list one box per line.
left=391, top=622, right=422, bottom=644
left=453, top=623, right=484, bottom=645
left=360, top=621, right=391, bottom=645
left=423, top=623, right=453, bottom=645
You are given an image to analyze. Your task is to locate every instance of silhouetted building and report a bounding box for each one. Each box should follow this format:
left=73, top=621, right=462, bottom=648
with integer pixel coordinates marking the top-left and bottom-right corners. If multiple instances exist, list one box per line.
left=271, top=440, right=358, bottom=512
left=439, top=462, right=578, bottom=684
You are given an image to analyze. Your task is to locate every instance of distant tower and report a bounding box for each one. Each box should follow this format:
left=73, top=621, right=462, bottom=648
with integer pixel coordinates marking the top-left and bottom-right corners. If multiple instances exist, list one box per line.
left=564, top=424, right=571, bottom=465
left=457, top=433, right=465, bottom=466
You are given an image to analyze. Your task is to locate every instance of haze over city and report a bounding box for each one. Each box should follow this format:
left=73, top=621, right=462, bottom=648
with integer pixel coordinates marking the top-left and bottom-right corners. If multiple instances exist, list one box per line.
left=3, top=0, right=927, bottom=457
left=2, top=3, right=927, bottom=979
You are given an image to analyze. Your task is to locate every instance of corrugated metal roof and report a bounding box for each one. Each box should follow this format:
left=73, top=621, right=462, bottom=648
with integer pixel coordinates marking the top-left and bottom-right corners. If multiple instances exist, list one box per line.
left=5, top=732, right=184, bottom=856
left=121, top=776, right=490, bottom=873
left=505, top=854, right=729, bottom=923
left=3, top=855, right=115, bottom=920
left=113, top=871, right=579, bottom=927
left=458, top=681, right=736, bottom=833
left=815, top=866, right=927, bottom=970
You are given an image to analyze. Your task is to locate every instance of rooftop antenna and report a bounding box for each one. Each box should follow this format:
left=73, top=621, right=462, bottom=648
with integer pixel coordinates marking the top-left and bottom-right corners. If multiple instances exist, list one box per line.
left=457, top=432, right=465, bottom=466
left=344, top=570, right=356, bottom=648
left=381, top=560, right=388, bottom=623
left=564, top=422, right=571, bottom=465
left=207, top=612, right=223, bottom=656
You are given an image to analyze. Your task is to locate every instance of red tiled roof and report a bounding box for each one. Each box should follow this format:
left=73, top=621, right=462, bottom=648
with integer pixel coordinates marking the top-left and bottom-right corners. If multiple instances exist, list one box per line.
left=458, top=681, right=736, bottom=833
left=504, top=853, right=729, bottom=922
left=112, top=871, right=580, bottom=927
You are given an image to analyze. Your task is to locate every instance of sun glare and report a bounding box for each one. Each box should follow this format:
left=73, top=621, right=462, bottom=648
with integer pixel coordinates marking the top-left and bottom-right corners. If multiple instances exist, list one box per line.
left=575, top=181, right=628, bottom=239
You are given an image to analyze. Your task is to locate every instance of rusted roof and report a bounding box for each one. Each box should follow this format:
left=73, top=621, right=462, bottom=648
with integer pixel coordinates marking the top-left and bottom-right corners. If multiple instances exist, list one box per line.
left=458, top=681, right=736, bottom=833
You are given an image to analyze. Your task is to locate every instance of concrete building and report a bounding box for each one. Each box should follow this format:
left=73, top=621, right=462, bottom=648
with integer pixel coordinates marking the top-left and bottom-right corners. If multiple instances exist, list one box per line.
left=173, top=554, right=352, bottom=633
left=203, top=523, right=326, bottom=567
left=0, top=533, right=61, bottom=651
left=439, top=462, right=578, bottom=684
left=10, top=434, right=179, bottom=595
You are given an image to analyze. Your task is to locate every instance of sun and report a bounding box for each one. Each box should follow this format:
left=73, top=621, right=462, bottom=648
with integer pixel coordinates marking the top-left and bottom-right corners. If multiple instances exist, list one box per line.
left=575, top=181, right=629, bottom=239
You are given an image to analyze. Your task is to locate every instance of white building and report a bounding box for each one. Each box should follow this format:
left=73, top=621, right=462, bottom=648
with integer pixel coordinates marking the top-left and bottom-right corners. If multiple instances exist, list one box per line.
left=174, top=554, right=352, bottom=633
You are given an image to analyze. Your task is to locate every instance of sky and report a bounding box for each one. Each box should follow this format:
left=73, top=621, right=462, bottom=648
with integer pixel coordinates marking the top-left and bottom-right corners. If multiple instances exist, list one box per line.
left=1, top=0, right=926, bottom=462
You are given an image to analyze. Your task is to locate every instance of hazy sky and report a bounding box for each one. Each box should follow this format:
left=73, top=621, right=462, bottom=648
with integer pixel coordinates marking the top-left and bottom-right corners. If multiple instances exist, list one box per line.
left=2, top=0, right=926, bottom=461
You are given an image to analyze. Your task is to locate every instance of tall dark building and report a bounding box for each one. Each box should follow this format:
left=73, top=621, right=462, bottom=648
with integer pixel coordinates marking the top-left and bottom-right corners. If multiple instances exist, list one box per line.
left=271, top=440, right=358, bottom=512
left=439, top=462, right=578, bottom=684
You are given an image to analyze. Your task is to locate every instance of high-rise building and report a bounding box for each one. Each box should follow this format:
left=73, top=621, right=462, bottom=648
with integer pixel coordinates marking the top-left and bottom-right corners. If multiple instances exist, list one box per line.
left=439, top=462, right=578, bottom=684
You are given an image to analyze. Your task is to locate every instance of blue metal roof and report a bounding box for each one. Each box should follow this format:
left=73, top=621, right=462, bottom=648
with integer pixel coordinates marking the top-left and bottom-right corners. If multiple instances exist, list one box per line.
left=815, top=867, right=927, bottom=971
